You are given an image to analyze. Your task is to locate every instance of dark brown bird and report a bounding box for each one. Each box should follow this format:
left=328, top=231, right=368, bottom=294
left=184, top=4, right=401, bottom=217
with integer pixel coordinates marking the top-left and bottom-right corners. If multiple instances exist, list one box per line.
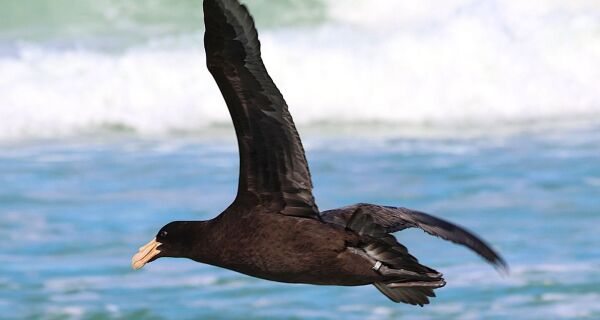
left=132, top=0, right=507, bottom=306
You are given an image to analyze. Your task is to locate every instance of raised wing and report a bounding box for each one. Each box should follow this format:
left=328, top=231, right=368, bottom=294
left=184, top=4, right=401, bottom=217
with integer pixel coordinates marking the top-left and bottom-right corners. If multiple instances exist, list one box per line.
left=321, top=203, right=508, bottom=272
left=203, top=0, right=318, bottom=218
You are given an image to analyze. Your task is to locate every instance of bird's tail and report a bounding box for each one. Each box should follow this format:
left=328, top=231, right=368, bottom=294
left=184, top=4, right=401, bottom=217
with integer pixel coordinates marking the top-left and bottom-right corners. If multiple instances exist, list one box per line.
left=364, top=238, right=446, bottom=305
left=373, top=280, right=445, bottom=306
left=346, top=208, right=446, bottom=306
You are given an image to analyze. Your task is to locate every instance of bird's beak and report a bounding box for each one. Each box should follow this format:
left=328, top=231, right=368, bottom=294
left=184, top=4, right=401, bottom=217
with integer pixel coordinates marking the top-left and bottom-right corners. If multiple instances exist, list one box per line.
left=131, top=238, right=162, bottom=270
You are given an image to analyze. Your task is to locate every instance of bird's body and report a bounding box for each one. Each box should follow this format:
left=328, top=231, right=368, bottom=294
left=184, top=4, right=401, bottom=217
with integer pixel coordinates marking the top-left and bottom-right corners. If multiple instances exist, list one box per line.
left=132, top=0, right=507, bottom=306
left=192, top=211, right=373, bottom=286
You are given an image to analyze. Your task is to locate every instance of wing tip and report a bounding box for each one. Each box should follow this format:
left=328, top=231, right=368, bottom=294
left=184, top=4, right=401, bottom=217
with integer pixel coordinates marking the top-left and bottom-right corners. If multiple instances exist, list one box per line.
left=353, top=203, right=512, bottom=275
left=492, top=255, right=510, bottom=276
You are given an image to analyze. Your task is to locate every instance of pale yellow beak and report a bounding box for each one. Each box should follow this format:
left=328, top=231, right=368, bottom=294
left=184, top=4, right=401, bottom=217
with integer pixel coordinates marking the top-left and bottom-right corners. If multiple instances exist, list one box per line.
left=131, top=238, right=162, bottom=270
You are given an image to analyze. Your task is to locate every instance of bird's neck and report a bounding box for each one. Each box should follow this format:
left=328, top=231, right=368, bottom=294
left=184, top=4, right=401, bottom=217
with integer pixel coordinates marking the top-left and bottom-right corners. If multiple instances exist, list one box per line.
left=180, top=218, right=226, bottom=266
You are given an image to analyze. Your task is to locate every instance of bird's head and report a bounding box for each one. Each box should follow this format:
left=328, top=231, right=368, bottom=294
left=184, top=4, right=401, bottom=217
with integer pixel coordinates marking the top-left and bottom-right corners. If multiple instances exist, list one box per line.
left=131, top=221, right=195, bottom=270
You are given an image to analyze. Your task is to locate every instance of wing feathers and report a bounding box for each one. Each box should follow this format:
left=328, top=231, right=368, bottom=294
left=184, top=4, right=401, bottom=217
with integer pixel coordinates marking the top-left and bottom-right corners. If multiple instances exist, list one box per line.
left=321, top=203, right=508, bottom=272
left=203, top=0, right=318, bottom=218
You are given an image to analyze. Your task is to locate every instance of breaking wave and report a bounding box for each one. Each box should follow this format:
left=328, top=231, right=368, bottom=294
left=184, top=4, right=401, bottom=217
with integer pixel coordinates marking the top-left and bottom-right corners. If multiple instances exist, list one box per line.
left=0, top=0, right=599, bottom=140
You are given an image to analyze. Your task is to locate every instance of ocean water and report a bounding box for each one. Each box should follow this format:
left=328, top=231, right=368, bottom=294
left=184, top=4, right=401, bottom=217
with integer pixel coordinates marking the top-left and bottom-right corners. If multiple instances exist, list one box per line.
left=1, top=126, right=599, bottom=319
left=1, top=0, right=600, bottom=319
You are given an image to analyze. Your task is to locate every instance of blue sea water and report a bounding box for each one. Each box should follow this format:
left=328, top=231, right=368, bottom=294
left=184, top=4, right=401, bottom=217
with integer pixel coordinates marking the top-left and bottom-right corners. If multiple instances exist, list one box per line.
left=0, top=125, right=599, bottom=319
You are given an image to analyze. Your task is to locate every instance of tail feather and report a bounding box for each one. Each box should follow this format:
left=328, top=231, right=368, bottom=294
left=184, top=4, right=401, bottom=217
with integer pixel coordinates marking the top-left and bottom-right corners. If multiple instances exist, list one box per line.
left=345, top=207, right=447, bottom=305
left=374, top=280, right=445, bottom=306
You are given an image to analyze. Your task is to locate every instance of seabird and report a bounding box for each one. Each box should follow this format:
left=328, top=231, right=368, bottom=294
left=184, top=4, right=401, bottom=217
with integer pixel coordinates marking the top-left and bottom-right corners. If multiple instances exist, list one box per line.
left=132, top=0, right=507, bottom=306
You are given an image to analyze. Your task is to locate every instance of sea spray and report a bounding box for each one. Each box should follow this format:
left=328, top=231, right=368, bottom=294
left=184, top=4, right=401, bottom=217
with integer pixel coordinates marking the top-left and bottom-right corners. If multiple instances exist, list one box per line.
left=0, top=0, right=598, bottom=140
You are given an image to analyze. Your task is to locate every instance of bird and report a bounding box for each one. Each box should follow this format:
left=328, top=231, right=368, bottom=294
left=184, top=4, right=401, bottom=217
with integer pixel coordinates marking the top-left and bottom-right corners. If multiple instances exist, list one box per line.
left=131, top=0, right=507, bottom=306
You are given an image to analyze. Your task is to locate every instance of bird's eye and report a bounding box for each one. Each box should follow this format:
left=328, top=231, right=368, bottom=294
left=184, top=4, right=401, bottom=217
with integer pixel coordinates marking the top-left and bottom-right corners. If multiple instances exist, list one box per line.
left=159, top=230, right=168, bottom=238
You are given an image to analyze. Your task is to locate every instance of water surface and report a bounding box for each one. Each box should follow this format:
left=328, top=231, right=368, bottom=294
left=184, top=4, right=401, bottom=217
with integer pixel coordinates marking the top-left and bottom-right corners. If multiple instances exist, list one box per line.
left=1, top=126, right=598, bottom=319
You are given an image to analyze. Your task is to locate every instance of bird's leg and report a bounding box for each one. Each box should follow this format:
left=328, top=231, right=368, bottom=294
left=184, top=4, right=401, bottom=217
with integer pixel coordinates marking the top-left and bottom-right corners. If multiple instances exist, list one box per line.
left=348, top=247, right=381, bottom=271
left=377, top=265, right=431, bottom=278
left=348, top=247, right=436, bottom=278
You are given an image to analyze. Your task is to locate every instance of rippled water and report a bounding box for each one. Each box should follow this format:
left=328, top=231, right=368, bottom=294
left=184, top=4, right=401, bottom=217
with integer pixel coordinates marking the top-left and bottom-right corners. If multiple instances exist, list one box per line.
left=1, top=126, right=598, bottom=319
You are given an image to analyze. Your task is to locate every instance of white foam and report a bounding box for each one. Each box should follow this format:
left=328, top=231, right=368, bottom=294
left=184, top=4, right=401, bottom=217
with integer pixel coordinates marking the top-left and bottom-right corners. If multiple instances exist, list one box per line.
left=0, top=0, right=599, bottom=140
left=44, top=273, right=218, bottom=291
left=45, top=306, right=85, bottom=318
left=0, top=46, right=225, bottom=140
left=443, top=262, right=599, bottom=289
left=536, top=293, right=600, bottom=318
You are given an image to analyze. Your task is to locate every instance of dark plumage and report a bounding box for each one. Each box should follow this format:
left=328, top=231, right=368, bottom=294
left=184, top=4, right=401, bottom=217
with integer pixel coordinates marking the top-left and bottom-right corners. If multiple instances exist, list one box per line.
left=132, top=0, right=507, bottom=306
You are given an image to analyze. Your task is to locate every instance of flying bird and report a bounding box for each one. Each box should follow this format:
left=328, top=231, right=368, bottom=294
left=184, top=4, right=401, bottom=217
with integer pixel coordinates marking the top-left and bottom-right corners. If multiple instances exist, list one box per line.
left=132, top=0, right=507, bottom=306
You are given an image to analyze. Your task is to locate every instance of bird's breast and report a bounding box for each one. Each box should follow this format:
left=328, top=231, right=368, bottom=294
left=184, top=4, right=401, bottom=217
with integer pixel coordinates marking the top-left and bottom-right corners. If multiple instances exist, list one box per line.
left=206, top=213, right=360, bottom=284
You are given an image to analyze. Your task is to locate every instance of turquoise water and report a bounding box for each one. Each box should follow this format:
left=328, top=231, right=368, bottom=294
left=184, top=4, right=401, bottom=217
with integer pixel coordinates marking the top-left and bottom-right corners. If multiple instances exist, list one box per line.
left=0, top=0, right=325, bottom=50
left=1, top=126, right=599, bottom=319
